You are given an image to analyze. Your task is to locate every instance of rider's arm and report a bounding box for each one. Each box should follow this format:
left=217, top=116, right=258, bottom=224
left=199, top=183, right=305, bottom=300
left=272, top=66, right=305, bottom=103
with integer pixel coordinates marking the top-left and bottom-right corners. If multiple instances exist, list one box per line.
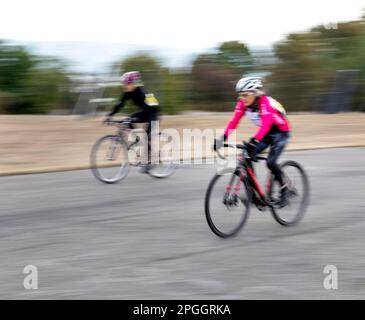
left=224, top=100, right=246, bottom=139
left=108, top=93, right=128, bottom=116
left=253, top=97, right=274, bottom=141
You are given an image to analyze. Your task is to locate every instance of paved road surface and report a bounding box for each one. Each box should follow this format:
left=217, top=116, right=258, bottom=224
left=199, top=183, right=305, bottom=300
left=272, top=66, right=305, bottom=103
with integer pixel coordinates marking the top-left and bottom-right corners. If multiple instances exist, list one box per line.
left=0, top=148, right=364, bottom=299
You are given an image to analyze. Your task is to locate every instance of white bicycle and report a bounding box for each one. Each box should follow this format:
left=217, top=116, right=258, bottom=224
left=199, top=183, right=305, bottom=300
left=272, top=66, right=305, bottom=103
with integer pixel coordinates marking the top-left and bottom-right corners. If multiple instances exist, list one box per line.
left=90, top=119, right=176, bottom=183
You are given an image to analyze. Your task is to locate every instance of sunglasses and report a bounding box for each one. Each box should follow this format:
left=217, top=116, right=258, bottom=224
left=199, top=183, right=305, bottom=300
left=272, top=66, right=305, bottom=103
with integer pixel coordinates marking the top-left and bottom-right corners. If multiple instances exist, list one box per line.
left=238, top=92, right=254, bottom=98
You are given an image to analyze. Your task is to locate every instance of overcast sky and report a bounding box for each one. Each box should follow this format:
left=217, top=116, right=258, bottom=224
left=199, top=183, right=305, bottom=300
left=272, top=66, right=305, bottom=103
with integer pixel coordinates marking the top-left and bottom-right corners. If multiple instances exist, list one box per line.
left=1, top=0, right=365, bottom=49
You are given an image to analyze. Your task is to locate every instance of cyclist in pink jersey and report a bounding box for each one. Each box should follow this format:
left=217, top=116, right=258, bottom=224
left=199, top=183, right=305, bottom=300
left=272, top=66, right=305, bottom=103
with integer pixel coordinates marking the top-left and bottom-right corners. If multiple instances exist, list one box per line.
left=214, top=76, right=291, bottom=206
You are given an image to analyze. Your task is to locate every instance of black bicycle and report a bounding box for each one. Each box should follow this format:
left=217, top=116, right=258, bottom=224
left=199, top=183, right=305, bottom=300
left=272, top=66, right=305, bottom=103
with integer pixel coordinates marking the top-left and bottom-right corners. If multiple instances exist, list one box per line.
left=90, top=119, right=176, bottom=183
left=204, top=142, right=310, bottom=238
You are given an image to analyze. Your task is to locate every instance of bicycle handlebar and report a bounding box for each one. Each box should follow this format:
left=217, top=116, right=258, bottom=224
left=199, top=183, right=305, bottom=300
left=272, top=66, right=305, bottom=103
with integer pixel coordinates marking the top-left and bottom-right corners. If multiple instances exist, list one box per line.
left=224, top=143, right=245, bottom=149
left=215, top=142, right=266, bottom=162
left=104, top=118, right=131, bottom=126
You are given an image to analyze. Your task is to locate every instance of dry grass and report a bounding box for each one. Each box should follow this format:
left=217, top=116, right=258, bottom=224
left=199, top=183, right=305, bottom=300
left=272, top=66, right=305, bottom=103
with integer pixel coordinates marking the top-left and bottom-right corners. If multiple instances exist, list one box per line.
left=1, top=112, right=364, bottom=175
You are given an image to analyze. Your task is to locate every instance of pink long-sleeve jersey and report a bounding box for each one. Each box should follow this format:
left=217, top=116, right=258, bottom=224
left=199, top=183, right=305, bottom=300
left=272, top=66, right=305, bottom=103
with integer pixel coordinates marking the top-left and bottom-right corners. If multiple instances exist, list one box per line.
left=224, top=96, right=290, bottom=141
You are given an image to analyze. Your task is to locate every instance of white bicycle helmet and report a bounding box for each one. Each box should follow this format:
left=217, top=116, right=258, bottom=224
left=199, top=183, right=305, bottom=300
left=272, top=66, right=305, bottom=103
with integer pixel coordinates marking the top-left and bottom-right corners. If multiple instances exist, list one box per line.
left=235, top=77, right=263, bottom=94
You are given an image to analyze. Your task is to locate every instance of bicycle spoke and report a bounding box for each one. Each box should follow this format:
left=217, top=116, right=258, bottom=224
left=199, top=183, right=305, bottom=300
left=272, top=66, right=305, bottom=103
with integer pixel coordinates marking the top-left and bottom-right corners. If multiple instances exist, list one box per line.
left=205, top=168, right=251, bottom=238
left=270, top=161, right=309, bottom=225
left=90, top=135, right=129, bottom=183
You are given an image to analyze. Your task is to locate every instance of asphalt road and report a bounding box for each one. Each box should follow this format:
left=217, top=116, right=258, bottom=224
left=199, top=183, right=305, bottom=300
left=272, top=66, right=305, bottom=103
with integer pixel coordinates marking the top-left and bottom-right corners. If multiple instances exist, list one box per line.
left=1, top=147, right=365, bottom=299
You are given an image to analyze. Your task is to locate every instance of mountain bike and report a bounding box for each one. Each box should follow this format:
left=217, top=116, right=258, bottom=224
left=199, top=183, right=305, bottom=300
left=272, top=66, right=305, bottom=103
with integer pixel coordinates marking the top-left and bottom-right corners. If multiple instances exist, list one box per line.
left=90, top=119, right=176, bottom=183
left=204, top=142, right=310, bottom=238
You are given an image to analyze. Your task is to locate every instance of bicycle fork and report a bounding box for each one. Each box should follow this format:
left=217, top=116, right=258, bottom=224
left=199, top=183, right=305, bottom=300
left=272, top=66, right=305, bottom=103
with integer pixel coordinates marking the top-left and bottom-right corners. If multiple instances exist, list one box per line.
left=223, top=174, right=242, bottom=206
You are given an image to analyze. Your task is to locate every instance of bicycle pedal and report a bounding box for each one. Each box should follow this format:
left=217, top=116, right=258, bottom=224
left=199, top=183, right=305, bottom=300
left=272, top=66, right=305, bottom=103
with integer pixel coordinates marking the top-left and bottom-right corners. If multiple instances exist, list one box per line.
left=256, top=205, right=267, bottom=212
left=272, top=198, right=289, bottom=209
left=252, top=196, right=265, bottom=206
left=139, top=164, right=151, bottom=174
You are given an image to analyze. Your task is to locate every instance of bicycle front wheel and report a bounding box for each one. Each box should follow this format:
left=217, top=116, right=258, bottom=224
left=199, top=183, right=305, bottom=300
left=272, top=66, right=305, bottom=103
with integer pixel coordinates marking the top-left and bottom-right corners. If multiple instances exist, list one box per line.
left=90, top=135, right=130, bottom=184
left=204, top=168, right=251, bottom=238
left=269, top=160, right=310, bottom=226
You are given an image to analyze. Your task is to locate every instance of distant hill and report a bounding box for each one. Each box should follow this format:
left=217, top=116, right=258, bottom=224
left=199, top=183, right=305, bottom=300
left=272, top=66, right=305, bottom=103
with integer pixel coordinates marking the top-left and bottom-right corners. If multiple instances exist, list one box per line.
left=8, top=40, right=273, bottom=74
left=10, top=40, right=205, bottom=74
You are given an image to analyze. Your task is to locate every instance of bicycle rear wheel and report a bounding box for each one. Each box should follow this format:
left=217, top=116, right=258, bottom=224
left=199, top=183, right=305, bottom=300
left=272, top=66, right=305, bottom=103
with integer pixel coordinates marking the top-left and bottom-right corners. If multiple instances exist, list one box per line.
left=147, top=159, right=176, bottom=178
left=204, top=168, right=251, bottom=238
left=90, top=135, right=130, bottom=184
left=147, top=132, right=176, bottom=179
left=269, top=160, right=310, bottom=226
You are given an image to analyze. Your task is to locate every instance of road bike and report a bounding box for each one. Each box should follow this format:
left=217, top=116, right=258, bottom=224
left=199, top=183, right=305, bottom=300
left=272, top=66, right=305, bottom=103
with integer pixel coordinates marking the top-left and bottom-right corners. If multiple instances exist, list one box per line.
left=90, top=119, right=176, bottom=183
left=204, top=142, right=310, bottom=238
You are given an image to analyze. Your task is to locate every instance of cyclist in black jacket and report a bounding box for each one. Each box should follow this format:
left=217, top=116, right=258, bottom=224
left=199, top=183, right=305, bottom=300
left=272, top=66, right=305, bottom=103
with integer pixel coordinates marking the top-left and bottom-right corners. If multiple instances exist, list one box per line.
left=105, top=71, right=160, bottom=135
left=105, top=71, right=160, bottom=171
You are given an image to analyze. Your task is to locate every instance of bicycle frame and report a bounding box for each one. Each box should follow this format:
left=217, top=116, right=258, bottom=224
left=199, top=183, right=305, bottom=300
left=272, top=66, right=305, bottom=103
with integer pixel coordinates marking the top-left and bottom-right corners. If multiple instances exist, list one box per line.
left=206, top=143, right=309, bottom=237
left=108, top=121, right=146, bottom=147
left=107, top=120, right=172, bottom=168
left=223, top=144, right=273, bottom=207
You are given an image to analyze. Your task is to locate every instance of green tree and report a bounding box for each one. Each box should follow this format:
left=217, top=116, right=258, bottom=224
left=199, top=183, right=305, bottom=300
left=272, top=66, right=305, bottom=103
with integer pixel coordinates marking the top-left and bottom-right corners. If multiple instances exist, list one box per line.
left=268, top=17, right=365, bottom=112
left=0, top=41, right=71, bottom=114
left=217, top=41, right=253, bottom=76
left=268, top=32, right=330, bottom=111
left=191, top=41, right=253, bottom=111
left=162, top=70, right=193, bottom=114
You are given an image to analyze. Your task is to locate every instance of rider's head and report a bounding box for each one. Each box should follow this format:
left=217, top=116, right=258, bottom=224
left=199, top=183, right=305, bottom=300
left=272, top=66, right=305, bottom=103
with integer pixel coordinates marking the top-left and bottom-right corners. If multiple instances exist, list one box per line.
left=120, top=71, right=142, bottom=92
left=236, top=77, right=264, bottom=106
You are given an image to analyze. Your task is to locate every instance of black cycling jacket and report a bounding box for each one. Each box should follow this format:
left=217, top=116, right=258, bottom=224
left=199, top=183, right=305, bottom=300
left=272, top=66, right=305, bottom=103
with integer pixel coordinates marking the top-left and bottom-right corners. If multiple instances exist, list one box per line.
left=108, top=86, right=157, bottom=116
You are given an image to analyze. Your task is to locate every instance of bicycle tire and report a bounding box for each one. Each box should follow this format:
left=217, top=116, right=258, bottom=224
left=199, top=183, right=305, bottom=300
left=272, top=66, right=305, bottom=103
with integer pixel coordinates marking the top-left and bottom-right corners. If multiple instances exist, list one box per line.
left=270, top=160, right=310, bottom=226
left=205, top=168, right=252, bottom=238
left=146, top=132, right=176, bottom=179
left=90, top=135, right=130, bottom=184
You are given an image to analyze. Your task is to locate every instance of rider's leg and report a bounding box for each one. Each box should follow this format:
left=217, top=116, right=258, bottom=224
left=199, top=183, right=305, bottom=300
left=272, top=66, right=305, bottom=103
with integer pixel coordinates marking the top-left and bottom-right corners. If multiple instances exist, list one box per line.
left=266, top=132, right=290, bottom=205
left=266, top=132, right=289, bottom=184
left=248, top=138, right=270, bottom=205
left=145, top=109, right=159, bottom=165
left=126, top=110, right=148, bottom=170
left=252, top=137, right=270, bottom=156
left=128, top=110, right=146, bottom=129
left=249, top=137, right=270, bottom=173
left=130, top=108, right=158, bottom=172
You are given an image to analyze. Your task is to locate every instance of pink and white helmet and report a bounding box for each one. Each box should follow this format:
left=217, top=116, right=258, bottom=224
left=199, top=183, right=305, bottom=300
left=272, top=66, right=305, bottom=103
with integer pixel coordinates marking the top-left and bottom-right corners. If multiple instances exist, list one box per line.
left=120, top=71, right=141, bottom=86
